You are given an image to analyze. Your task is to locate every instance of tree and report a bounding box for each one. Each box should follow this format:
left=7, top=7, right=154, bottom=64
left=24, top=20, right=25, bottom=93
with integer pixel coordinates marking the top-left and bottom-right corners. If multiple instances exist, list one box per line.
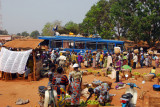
left=80, top=0, right=115, bottom=39
left=42, top=20, right=63, bottom=36
left=21, top=31, right=29, bottom=36
left=30, top=30, right=40, bottom=39
left=17, top=33, right=21, bottom=36
left=0, top=29, right=8, bottom=35
left=64, top=21, right=79, bottom=34
left=110, top=0, right=160, bottom=46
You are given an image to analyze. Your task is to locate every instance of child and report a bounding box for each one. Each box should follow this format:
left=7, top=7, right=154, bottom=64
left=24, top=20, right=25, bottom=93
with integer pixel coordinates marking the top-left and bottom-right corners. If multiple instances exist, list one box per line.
left=150, top=67, right=156, bottom=77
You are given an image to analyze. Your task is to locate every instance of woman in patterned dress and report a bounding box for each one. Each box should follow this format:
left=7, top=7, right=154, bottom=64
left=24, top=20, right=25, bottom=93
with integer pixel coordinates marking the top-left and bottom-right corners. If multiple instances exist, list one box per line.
left=69, top=64, right=82, bottom=107
left=92, top=51, right=97, bottom=68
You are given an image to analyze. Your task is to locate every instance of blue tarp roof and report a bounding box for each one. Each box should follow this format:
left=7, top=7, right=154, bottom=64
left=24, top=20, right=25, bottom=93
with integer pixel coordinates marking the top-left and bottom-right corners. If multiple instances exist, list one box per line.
left=38, top=35, right=124, bottom=44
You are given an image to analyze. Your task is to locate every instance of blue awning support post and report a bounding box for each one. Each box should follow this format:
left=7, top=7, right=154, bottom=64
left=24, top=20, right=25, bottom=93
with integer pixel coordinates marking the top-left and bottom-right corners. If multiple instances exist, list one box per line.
left=74, top=41, right=75, bottom=49
left=49, top=40, right=51, bottom=48
left=96, top=42, right=97, bottom=50
left=62, top=40, right=63, bottom=48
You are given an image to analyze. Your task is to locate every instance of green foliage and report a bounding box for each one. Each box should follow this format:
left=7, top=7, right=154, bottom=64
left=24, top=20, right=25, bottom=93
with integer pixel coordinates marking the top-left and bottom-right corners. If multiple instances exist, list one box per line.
left=110, top=0, right=160, bottom=45
left=141, top=73, right=148, bottom=76
left=156, top=73, right=160, bottom=77
left=80, top=100, right=87, bottom=106
left=42, top=20, right=63, bottom=36
left=64, top=21, right=79, bottom=34
left=42, top=22, right=54, bottom=36
left=65, top=102, right=71, bottom=106
left=30, top=30, right=40, bottom=39
left=87, top=100, right=99, bottom=105
left=65, top=95, right=71, bottom=98
left=107, top=71, right=111, bottom=74
left=21, top=31, right=29, bottom=36
left=80, top=0, right=115, bottom=39
left=133, top=72, right=140, bottom=75
left=17, top=33, right=21, bottom=36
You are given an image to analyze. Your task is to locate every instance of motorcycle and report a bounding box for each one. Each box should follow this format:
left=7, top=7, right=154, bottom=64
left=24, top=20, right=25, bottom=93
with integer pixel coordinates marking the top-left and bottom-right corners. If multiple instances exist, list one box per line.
left=38, top=84, right=66, bottom=107
left=120, top=83, right=140, bottom=107
left=38, top=85, right=57, bottom=107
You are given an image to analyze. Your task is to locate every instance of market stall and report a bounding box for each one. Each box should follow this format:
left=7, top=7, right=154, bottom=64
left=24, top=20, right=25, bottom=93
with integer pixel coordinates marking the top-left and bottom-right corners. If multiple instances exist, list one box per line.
left=1, top=39, right=44, bottom=81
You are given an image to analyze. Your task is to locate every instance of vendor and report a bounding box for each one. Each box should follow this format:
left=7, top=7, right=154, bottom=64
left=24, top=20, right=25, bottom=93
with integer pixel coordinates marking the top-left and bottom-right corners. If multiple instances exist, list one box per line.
left=68, top=64, right=82, bottom=107
left=84, top=50, right=89, bottom=67
left=115, top=57, right=121, bottom=82
left=150, top=66, right=156, bottom=77
left=93, top=83, right=110, bottom=105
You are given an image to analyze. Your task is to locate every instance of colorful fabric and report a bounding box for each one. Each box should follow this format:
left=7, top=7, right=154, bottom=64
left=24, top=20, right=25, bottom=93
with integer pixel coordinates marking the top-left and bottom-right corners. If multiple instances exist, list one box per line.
left=96, top=52, right=100, bottom=62
left=92, top=58, right=96, bottom=68
left=148, top=56, right=152, bottom=66
left=123, top=56, right=127, bottom=60
left=116, top=60, right=121, bottom=71
left=78, top=55, right=83, bottom=62
left=69, top=71, right=82, bottom=80
left=71, top=54, right=77, bottom=62
left=103, top=56, right=107, bottom=68
left=70, top=79, right=81, bottom=105
left=84, top=53, right=89, bottom=61
left=151, top=69, right=156, bottom=73
left=52, top=75, right=68, bottom=107
left=100, top=54, right=103, bottom=62
left=94, top=83, right=110, bottom=103
left=52, top=75, right=69, bottom=89
left=84, top=53, right=90, bottom=66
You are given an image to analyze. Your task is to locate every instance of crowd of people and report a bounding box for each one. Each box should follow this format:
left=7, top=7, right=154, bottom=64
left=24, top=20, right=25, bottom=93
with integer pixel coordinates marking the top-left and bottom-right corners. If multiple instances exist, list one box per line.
left=39, top=48, right=159, bottom=107
left=48, top=49, right=159, bottom=70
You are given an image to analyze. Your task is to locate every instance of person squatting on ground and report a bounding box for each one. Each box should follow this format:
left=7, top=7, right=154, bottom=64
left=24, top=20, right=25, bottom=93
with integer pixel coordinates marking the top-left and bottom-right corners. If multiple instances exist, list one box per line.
left=93, top=83, right=110, bottom=105
left=68, top=63, right=82, bottom=107
left=150, top=66, right=156, bottom=78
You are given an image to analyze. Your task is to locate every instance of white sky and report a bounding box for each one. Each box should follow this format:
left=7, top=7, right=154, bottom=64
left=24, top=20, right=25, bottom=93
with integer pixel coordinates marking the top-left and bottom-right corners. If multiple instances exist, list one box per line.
left=2, top=0, right=99, bottom=34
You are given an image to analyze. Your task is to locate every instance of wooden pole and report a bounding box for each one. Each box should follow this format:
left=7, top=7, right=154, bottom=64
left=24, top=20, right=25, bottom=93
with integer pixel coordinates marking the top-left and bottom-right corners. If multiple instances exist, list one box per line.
left=33, top=50, right=36, bottom=81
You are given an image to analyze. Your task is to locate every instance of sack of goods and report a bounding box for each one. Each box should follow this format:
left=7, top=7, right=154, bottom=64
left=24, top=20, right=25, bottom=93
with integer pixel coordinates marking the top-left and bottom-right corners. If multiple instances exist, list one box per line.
left=114, top=47, right=121, bottom=54
left=134, top=49, right=139, bottom=54
left=148, top=51, right=153, bottom=55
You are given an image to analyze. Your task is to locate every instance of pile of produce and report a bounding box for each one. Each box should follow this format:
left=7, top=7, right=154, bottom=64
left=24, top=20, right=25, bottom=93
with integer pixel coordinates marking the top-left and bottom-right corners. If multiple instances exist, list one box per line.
left=115, top=82, right=125, bottom=90
left=156, top=73, right=160, bottom=77
left=133, top=72, right=140, bottom=75
left=141, top=73, right=148, bottom=76
left=65, top=95, right=71, bottom=98
left=87, top=100, right=99, bottom=105
left=80, top=100, right=87, bottom=106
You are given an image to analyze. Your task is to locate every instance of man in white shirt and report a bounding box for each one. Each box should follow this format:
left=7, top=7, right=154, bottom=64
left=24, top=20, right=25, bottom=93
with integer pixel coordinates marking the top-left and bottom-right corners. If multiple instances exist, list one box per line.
left=133, top=54, right=138, bottom=69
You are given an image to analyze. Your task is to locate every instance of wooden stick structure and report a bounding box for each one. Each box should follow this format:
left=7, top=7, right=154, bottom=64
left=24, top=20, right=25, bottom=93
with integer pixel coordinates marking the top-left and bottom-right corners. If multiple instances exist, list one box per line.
left=33, top=50, right=36, bottom=81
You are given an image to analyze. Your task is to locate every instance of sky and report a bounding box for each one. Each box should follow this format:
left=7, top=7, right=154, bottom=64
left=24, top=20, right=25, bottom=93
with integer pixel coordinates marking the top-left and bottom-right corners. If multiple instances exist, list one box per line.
left=2, top=0, right=99, bottom=34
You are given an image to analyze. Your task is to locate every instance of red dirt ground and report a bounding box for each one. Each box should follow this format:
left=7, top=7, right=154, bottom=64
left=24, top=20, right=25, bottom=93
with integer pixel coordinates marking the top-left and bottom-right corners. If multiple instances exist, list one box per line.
left=0, top=62, right=160, bottom=107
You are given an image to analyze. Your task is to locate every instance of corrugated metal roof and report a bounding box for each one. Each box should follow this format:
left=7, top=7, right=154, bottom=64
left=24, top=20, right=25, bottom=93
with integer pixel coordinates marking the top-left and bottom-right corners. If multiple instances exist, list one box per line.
left=4, top=39, right=44, bottom=49
left=38, top=36, right=124, bottom=44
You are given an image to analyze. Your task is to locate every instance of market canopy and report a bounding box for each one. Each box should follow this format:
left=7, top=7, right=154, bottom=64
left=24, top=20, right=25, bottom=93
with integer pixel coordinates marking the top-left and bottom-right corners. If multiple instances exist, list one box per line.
left=3, top=39, right=44, bottom=49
